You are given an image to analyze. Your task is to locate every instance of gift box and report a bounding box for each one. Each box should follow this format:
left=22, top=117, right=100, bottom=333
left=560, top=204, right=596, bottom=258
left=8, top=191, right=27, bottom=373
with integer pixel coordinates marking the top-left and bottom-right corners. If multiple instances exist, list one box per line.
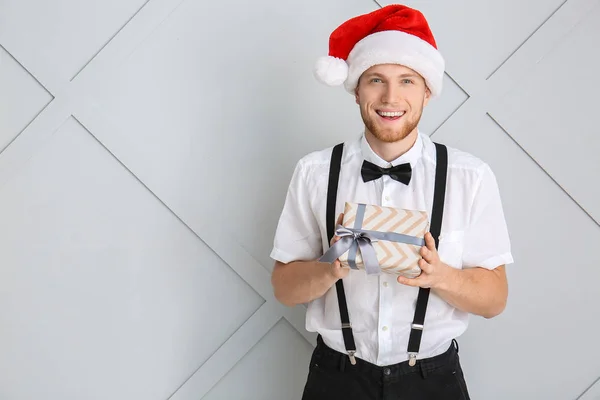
left=324, top=202, right=429, bottom=277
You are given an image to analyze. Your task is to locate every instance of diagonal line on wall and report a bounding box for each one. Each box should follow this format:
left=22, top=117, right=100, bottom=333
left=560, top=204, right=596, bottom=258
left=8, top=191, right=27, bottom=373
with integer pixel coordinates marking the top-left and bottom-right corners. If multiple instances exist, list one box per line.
left=430, top=73, right=470, bottom=137
left=445, top=71, right=470, bottom=98
left=0, top=100, right=54, bottom=157
left=167, top=304, right=282, bottom=400
left=0, top=44, right=54, bottom=96
left=69, top=0, right=189, bottom=89
left=69, top=0, right=152, bottom=82
left=486, top=0, right=569, bottom=80
left=0, top=44, right=55, bottom=157
left=576, top=374, right=600, bottom=399
left=487, top=113, right=599, bottom=228
left=0, top=99, right=72, bottom=191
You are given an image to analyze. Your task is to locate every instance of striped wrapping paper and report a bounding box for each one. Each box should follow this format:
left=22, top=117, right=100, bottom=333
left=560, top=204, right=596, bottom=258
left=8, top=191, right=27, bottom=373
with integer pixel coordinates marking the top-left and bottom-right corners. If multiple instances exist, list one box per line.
left=338, top=202, right=429, bottom=277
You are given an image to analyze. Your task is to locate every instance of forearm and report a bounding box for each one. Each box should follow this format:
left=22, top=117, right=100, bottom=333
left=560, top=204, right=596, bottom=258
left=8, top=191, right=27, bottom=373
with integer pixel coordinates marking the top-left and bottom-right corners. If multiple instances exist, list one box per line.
left=433, top=266, right=508, bottom=319
left=271, top=260, right=339, bottom=307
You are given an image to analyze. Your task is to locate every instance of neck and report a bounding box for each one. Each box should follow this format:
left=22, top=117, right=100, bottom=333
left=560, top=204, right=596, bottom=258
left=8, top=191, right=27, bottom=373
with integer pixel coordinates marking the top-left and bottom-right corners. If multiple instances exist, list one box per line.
left=365, top=129, right=418, bottom=163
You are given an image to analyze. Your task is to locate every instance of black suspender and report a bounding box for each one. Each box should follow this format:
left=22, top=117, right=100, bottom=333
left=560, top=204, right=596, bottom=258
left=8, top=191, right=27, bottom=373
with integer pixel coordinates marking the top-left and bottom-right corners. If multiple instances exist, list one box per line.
left=326, top=143, right=357, bottom=365
left=325, top=141, right=448, bottom=367
left=406, top=142, right=448, bottom=365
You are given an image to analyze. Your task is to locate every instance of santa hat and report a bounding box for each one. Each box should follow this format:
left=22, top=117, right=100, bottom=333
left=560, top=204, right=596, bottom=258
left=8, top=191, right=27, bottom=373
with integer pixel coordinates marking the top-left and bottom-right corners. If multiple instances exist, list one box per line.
left=314, top=4, right=445, bottom=97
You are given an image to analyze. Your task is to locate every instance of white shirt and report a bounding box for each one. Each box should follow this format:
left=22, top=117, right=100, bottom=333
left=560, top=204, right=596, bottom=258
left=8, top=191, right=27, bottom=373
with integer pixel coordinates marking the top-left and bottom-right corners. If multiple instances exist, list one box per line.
left=270, top=131, right=514, bottom=366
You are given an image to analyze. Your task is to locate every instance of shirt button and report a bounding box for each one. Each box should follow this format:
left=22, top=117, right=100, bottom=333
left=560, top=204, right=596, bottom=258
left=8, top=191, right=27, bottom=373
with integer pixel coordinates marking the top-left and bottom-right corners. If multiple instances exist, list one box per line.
left=384, top=368, right=391, bottom=376
left=383, top=282, right=388, bottom=287
left=382, top=326, right=388, bottom=332
left=384, top=195, right=390, bottom=202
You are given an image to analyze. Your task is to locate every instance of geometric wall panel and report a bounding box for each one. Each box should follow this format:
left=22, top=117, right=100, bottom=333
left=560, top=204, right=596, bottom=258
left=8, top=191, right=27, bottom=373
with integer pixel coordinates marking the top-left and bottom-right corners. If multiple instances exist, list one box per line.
left=0, top=46, right=52, bottom=152
left=0, top=0, right=148, bottom=85
left=490, top=1, right=600, bottom=224
left=0, top=118, right=264, bottom=400
left=438, top=113, right=600, bottom=400
left=202, top=319, right=313, bottom=400
left=82, top=0, right=379, bottom=271
left=384, top=0, right=567, bottom=89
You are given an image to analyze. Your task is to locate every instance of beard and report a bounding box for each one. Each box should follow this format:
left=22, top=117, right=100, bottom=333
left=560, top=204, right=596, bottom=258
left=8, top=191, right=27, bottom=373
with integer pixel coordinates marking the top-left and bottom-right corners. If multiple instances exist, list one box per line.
left=360, top=107, right=423, bottom=143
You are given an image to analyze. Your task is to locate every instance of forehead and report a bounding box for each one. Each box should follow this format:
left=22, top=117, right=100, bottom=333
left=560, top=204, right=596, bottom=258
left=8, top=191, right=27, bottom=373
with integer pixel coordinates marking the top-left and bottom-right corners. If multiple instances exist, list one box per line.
left=362, top=63, right=422, bottom=78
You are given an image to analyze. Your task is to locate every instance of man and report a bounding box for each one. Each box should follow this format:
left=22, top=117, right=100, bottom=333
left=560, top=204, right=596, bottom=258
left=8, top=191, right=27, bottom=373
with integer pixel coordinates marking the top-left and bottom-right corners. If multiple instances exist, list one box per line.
left=270, top=4, right=513, bottom=400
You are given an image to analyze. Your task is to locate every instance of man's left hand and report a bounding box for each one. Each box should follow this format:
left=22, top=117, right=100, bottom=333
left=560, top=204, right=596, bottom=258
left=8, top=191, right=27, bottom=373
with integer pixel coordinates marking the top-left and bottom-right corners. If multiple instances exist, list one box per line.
left=396, top=232, right=455, bottom=289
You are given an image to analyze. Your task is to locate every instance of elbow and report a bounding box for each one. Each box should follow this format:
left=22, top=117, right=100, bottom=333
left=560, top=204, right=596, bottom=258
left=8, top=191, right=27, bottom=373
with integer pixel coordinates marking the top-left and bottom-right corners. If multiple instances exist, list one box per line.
left=482, top=297, right=507, bottom=319
left=274, top=292, right=296, bottom=307
left=272, top=283, right=295, bottom=307
left=482, top=270, right=508, bottom=319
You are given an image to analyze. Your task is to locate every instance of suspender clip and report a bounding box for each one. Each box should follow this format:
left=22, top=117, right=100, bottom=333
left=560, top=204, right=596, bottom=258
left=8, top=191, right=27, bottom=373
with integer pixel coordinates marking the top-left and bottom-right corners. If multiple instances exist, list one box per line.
left=408, top=352, right=417, bottom=367
left=348, top=350, right=357, bottom=365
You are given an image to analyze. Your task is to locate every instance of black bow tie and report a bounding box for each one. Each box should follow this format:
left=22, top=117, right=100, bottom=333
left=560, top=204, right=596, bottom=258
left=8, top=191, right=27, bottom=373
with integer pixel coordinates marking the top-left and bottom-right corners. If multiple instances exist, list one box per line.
left=361, top=160, right=412, bottom=185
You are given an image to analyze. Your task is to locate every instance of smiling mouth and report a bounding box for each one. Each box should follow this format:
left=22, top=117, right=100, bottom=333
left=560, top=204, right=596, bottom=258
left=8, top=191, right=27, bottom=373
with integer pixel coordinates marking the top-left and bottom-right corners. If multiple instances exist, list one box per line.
left=376, top=110, right=406, bottom=120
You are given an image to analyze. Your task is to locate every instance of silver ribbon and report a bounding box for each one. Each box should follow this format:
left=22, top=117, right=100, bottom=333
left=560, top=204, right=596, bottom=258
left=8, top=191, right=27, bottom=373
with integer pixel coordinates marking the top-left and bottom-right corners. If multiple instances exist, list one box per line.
left=319, top=225, right=425, bottom=275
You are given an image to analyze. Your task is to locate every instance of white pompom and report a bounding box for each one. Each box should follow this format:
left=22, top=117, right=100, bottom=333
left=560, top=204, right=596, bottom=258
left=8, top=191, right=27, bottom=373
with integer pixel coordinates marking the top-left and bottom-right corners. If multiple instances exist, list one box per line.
left=313, top=56, right=348, bottom=86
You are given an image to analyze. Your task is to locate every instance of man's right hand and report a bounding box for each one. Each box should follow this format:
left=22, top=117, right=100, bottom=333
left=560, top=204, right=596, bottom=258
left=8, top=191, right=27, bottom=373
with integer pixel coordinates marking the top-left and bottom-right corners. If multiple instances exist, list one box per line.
left=271, top=212, right=349, bottom=306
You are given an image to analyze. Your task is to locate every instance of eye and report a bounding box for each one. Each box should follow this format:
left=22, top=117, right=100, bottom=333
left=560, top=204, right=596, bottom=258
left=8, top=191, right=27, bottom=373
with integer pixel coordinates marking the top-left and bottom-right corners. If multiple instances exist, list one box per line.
left=401, top=79, right=414, bottom=84
left=371, top=78, right=383, bottom=83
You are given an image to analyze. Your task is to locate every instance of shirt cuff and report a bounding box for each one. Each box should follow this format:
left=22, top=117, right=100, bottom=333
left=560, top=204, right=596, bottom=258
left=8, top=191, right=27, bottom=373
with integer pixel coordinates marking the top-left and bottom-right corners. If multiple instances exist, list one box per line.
left=270, top=247, right=300, bottom=264
left=466, top=252, right=514, bottom=270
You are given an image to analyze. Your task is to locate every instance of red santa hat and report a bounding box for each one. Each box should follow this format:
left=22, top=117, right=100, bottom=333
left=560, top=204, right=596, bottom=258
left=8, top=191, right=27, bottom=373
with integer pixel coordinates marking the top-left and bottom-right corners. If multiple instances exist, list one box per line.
left=314, top=4, right=445, bottom=98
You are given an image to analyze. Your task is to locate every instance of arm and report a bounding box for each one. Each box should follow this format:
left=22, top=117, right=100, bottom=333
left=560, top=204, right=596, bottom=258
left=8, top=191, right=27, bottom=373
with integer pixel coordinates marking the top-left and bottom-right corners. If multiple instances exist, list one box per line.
left=398, top=232, right=508, bottom=318
left=271, top=259, right=348, bottom=307
left=399, top=162, right=513, bottom=318
left=433, top=264, right=507, bottom=319
left=397, top=232, right=508, bottom=318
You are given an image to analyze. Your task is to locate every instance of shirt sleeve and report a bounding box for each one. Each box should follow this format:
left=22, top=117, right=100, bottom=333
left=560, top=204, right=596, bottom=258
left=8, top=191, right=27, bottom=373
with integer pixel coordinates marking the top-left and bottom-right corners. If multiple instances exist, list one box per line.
left=462, top=164, right=514, bottom=270
left=270, top=159, right=323, bottom=264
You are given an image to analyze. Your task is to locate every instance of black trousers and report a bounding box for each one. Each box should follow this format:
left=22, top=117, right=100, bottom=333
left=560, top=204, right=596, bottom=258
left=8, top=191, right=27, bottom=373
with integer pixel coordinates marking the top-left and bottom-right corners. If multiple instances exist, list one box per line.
left=301, top=336, right=470, bottom=400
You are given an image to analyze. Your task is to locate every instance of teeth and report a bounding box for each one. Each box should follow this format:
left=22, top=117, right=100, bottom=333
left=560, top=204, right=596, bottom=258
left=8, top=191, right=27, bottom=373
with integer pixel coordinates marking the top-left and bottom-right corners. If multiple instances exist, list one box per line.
left=378, top=111, right=405, bottom=117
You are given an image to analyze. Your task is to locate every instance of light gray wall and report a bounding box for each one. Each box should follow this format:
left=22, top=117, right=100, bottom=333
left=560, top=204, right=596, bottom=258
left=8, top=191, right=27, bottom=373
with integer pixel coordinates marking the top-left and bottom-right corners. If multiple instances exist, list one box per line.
left=1, top=0, right=599, bottom=399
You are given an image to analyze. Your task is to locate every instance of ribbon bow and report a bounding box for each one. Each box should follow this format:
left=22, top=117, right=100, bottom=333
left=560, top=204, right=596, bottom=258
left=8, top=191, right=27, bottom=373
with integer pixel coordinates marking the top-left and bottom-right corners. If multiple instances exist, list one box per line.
left=319, top=225, right=381, bottom=275
left=319, top=224, right=427, bottom=276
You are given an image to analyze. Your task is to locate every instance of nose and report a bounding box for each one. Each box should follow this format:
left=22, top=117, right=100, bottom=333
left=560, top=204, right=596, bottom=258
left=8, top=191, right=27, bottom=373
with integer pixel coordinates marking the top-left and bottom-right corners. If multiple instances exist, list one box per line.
left=381, top=84, right=401, bottom=105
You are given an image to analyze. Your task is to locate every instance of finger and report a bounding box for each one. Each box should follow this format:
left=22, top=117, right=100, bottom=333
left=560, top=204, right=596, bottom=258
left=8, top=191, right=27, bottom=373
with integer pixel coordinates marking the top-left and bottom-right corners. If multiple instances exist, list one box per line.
left=330, top=259, right=349, bottom=279
left=397, top=275, right=421, bottom=287
left=420, top=245, right=433, bottom=263
left=333, top=258, right=351, bottom=270
left=425, top=232, right=437, bottom=252
left=330, top=235, right=341, bottom=246
left=330, top=214, right=345, bottom=246
left=423, top=233, right=439, bottom=262
left=419, top=258, right=434, bottom=274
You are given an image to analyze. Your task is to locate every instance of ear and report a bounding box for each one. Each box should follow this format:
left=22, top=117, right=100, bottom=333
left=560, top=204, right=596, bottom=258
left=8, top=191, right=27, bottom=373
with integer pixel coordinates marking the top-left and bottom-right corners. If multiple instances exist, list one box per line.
left=354, top=87, right=360, bottom=105
left=423, top=86, right=432, bottom=107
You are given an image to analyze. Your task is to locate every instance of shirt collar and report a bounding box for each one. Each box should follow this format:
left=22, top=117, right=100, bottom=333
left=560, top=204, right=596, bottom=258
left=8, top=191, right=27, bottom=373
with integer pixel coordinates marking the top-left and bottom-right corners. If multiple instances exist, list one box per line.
left=360, top=131, right=424, bottom=169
